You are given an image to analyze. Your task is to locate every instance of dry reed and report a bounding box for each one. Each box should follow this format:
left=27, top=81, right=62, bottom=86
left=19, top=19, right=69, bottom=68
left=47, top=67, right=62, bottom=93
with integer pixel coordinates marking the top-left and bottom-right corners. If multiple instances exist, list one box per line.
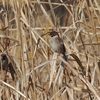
left=0, top=0, right=100, bottom=100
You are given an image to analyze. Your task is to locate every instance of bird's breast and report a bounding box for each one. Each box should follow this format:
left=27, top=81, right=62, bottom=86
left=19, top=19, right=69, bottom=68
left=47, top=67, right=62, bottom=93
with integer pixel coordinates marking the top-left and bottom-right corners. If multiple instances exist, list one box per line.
left=49, top=36, right=64, bottom=53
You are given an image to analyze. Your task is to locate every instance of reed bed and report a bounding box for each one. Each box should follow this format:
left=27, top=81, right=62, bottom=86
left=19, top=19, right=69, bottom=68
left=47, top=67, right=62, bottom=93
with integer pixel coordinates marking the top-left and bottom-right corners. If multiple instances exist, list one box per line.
left=0, top=0, right=100, bottom=100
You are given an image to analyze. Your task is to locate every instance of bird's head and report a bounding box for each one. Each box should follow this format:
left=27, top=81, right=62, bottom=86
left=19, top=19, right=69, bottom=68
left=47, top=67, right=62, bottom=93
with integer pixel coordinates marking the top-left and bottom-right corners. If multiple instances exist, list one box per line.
left=49, top=31, right=59, bottom=37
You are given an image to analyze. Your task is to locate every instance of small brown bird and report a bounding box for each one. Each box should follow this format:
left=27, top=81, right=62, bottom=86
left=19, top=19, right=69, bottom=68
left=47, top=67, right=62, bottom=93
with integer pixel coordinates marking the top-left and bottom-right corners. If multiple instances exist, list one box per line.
left=0, top=54, right=16, bottom=80
left=49, top=31, right=85, bottom=71
left=0, top=54, right=8, bottom=81
left=0, top=54, right=8, bottom=70
left=49, top=31, right=67, bottom=61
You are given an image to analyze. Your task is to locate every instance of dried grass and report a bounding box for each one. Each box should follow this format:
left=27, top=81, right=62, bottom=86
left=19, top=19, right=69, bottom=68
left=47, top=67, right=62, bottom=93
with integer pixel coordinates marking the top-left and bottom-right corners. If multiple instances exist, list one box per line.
left=0, top=0, right=100, bottom=100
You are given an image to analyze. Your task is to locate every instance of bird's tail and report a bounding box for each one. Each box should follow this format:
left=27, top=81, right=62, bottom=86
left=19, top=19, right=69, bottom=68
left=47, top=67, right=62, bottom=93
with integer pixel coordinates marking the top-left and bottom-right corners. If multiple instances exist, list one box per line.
left=63, top=54, right=68, bottom=61
left=61, top=54, right=69, bottom=67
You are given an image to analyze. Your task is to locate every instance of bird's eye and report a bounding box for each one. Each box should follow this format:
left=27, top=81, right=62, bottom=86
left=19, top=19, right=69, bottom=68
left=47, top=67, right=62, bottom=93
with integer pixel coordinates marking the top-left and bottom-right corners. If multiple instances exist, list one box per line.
left=50, top=34, right=54, bottom=37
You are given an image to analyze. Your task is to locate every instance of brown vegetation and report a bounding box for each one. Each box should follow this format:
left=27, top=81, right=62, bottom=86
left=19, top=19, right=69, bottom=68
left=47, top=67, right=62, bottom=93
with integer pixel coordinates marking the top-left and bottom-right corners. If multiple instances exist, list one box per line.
left=0, top=0, right=100, bottom=100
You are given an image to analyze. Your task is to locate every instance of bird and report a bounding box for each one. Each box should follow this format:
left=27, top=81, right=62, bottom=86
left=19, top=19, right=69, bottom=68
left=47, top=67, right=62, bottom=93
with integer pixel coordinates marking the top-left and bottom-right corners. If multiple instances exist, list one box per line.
left=0, top=54, right=8, bottom=81
left=0, top=53, right=16, bottom=80
left=48, top=31, right=85, bottom=72
left=0, top=54, right=8, bottom=70
left=49, top=31, right=67, bottom=62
